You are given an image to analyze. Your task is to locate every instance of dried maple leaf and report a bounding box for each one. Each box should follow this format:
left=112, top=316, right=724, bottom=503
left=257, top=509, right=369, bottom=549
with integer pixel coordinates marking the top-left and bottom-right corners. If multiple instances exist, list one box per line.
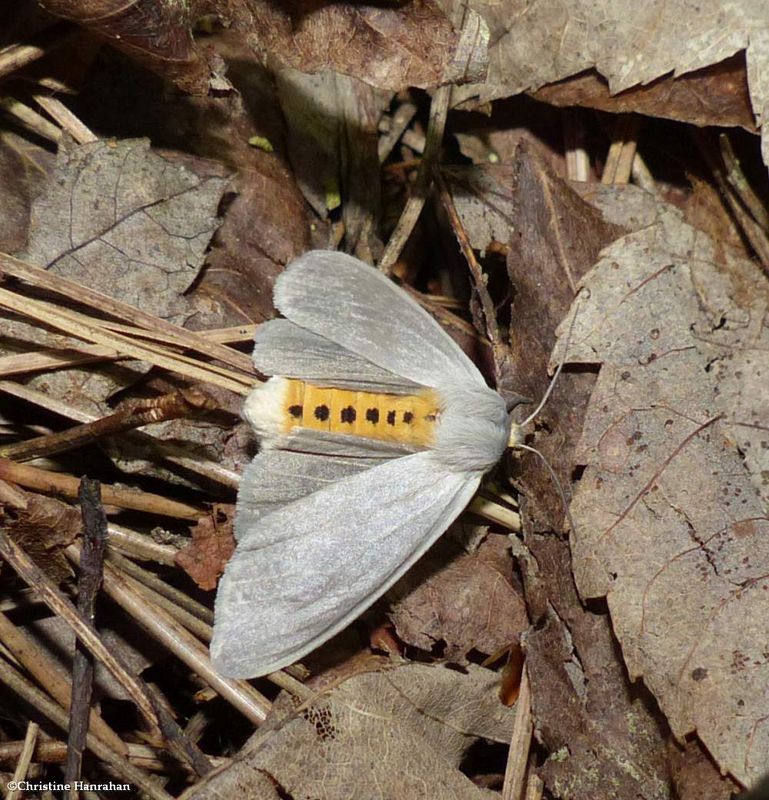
left=388, top=532, right=528, bottom=662
left=175, top=504, right=235, bottom=591
left=180, top=662, right=513, bottom=800
left=3, top=493, right=81, bottom=583
left=553, top=185, right=769, bottom=785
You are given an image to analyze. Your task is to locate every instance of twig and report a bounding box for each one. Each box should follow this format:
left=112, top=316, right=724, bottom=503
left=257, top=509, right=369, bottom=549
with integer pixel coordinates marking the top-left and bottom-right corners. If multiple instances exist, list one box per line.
left=0, top=659, right=174, bottom=800
left=0, top=252, right=254, bottom=375
left=602, top=115, right=640, bottom=185
left=68, top=545, right=272, bottom=725
left=502, top=667, right=533, bottom=800
left=563, top=109, right=590, bottom=182
left=691, top=130, right=769, bottom=274
left=66, top=479, right=108, bottom=792
left=434, top=168, right=504, bottom=355
left=33, top=93, right=98, bottom=144
left=0, top=389, right=216, bottom=461
left=719, top=133, right=769, bottom=231
left=0, top=528, right=163, bottom=735
left=6, top=722, right=39, bottom=800
left=0, top=380, right=241, bottom=490
left=0, top=458, right=202, bottom=520
left=378, top=83, right=452, bottom=274
left=378, top=98, right=419, bottom=163
left=0, top=24, right=77, bottom=80
left=0, top=610, right=125, bottom=754
left=145, top=685, right=214, bottom=779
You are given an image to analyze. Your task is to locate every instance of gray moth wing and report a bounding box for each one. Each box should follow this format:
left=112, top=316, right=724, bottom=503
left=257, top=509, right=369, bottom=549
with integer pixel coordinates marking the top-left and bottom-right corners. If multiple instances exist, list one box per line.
left=274, top=251, right=487, bottom=389
left=235, top=450, right=376, bottom=540
left=253, top=319, right=421, bottom=394
left=211, top=451, right=481, bottom=677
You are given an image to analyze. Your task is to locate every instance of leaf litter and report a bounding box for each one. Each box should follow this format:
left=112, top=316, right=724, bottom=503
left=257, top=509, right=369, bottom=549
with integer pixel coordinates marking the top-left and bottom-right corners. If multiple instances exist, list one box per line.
left=0, top=2, right=769, bottom=798
left=552, top=184, right=769, bottom=785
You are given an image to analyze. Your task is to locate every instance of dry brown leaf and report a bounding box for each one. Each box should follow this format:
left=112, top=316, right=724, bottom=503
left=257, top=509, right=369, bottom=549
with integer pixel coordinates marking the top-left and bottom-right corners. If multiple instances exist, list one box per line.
left=19, top=137, right=227, bottom=326
left=232, top=0, right=489, bottom=91
left=2, top=493, right=80, bottom=583
left=2, top=137, right=228, bottom=415
left=388, top=532, right=527, bottom=662
left=274, top=68, right=389, bottom=261
left=185, top=33, right=315, bottom=329
left=532, top=53, right=755, bottom=131
left=506, top=144, right=625, bottom=525
left=180, top=662, right=513, bottom=800
left=41, top=0, right=217, bottom=94
left=525, top=570, right=670, bottom=800
left=0, top=132, right=54, bottom=253
left=667, top=738, right=740, bottom=800
left=440, top=165, right=516, bottom=251
left=502, top=146, right=669, bottom=798
left=453, top=0, right=768, bottom=165
left=553, top=185, right=769, bottom=784
left=175, top=504, right=235, bottom=591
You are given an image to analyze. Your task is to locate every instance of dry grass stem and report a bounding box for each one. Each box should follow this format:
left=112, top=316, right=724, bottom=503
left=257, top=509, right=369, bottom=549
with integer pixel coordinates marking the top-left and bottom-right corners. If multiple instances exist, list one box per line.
left=0, top=252, right=255, bottom=376
left=0, top=657, right=173, bottom=800
left=564, top=109, right=590, bottom=182
left=107, top=551, right=213, bottom=623
left=0, top=529, right=166, bottom=736
left=107, top=523, right=178, bottom=568
left=502, top=667, right=533, bottom=800
left=68, top=547, right=271, bottom=724
left=106, top=526, right=179, bottom=566
left=469, top=495, right=521, bottom=531
left=5, top=721, right=40, bottom=800
left=0, top=24, right=75, bottom=80
left=0, top=459, right=202, bottom=520
left=0, top=97, right=61, bottom=142
left=0, top=286, right=251, bottom=393
left=33, top=93, right=98, bottom=144
left=602, top=115, right=640, bottom=185
left=0, top=610, right=126, bottom=754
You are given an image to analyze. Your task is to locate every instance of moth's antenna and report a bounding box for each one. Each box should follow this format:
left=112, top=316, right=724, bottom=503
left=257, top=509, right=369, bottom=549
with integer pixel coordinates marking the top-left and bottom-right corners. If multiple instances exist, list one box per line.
left=507, top=296, right=583, bottom=534
left=515, top=443, right=577, bottom=535
left=519, top=298, right=581, bottom=429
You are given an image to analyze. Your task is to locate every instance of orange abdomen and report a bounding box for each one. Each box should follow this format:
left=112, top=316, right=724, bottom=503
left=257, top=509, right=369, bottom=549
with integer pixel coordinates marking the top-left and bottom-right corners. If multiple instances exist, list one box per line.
left=281, top=379, right=441, bottom=447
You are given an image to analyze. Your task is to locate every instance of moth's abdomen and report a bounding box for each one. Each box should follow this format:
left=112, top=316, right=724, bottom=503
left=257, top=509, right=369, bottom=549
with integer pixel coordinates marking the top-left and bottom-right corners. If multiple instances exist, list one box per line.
left=244, top=376, right=440, bottom=447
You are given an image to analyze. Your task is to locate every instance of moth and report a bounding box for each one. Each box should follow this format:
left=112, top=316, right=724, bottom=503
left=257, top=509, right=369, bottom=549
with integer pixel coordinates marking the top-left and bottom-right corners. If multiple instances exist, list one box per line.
left=212, top=250, right=541, bottom=678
